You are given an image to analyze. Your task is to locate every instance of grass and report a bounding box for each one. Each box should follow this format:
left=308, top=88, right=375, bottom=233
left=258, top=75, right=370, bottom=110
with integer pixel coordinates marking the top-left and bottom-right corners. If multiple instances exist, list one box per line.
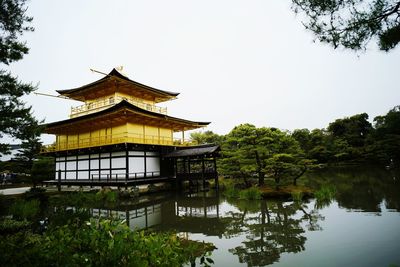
left=9, top=199, right=40, bottom=220
left=314, top=185, right=336, bottom=208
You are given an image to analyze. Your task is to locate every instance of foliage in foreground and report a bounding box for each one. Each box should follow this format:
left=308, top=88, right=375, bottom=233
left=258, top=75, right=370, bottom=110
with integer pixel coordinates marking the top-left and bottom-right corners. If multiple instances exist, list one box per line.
left=0, top=218, right=214, bottom=267
left=0, top=218, right=30, bottom=234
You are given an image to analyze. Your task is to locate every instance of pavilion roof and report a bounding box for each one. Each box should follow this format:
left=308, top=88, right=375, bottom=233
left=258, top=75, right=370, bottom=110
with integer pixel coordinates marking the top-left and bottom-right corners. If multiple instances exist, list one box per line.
left=43, top=100, right=209, bottom=134
left=56, top=68, right=180, bottom=103
left=164, top=144, right=220, bottom=158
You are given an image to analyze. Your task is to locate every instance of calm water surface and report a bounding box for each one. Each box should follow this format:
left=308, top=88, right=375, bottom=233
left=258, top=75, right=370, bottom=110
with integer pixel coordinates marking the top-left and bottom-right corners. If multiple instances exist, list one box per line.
left=51, top=167, right=400, bottom=266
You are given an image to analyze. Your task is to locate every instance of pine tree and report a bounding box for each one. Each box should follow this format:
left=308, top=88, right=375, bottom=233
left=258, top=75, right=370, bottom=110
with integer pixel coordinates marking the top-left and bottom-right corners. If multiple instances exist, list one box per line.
left=292, top=0, right=400, bottom=51
left=0, top=0, right=38, bottom=156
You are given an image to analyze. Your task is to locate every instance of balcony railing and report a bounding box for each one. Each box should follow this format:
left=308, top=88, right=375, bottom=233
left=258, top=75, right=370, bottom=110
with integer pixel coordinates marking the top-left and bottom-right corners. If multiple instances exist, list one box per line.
left=41, top=132, right=196, bottom=153
left=70, top=96, right=167, bottom=118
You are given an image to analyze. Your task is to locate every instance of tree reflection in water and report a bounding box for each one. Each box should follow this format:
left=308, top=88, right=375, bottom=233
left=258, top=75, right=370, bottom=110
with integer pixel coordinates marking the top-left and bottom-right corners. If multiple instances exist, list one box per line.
left=226, top=199, right=323, bottom=266
left=305, top=166, right=400, bottom=212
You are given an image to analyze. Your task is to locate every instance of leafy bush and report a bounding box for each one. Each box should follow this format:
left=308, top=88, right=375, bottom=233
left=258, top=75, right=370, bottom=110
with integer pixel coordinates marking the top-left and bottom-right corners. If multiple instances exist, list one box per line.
left=0, top=218, right=30, bottom=234
left=0, top=231, right=44, bottom=266
left=9, top=199, right=40, bottom=220
left=24, top=187, right=47, bottom=200
left=50, top=191, right=97, bottom=207
left=0, top=218, right=214, bottom=267
left=50, top=190, right=119, bottom=208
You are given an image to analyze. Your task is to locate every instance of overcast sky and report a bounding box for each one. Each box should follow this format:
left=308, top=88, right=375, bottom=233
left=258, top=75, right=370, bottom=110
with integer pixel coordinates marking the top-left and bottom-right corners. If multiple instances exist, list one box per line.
left=7, top=0, right=400, bottom=144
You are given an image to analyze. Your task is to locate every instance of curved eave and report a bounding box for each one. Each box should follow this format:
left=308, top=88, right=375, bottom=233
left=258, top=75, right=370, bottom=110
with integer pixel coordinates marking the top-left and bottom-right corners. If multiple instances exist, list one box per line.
left=56, top=68, right=180, bottom=101
left=164, top=145, right=221, bottom=158
left=43, top=100, right=210, bottom=133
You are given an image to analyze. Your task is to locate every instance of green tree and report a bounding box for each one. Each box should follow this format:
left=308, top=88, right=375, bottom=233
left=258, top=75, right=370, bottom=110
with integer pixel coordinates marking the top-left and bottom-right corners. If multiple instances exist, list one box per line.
left=327, top=113, right=373, bottom=162
left=327, top=113, right=372, bottom=147
left=190, top=130, right=223, bottom=145
left=372, top=106, right=400, bottom=163
left=292, top=129, right=313, bottom=154
left=305, top=129, right=330, bottom=163
left=0, top=0, right=37, bottom=155
left=221, top=124, right=273, bottom=186
left=30, top=157, right=54, bottom=187
left=265, top=154, right=316, bottom=187
left=221, top=124, right=310, bottom=187
left=292, top=0, right=400, bottom=51
left=15, top=118, right=43, bottom=171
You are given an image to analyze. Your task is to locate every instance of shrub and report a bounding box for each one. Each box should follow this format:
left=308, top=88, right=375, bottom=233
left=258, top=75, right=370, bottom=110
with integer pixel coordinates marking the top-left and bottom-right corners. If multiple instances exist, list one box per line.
left=50, top=191, right=97, bottom=207
left=9, top=199, right=40, bottom=220
left=0, top=218, right=215, bottom=267
left=0, top=218, right=31, bottom=234
left=24, top=187, right=47, bottom=200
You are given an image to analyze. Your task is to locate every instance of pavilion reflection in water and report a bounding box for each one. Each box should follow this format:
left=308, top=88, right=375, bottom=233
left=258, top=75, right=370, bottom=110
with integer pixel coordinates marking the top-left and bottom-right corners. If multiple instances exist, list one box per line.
left=88, top=193, right=224, bottom=234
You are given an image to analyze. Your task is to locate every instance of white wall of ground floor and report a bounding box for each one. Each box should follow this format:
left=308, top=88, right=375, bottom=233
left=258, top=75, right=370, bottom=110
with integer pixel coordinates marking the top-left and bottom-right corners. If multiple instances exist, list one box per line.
left=55, top=150, right=160, bottom=180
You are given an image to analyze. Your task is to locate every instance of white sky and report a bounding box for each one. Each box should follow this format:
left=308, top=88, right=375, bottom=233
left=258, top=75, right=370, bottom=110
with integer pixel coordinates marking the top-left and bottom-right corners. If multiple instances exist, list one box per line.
left=6, top=0, right=400, bottom=144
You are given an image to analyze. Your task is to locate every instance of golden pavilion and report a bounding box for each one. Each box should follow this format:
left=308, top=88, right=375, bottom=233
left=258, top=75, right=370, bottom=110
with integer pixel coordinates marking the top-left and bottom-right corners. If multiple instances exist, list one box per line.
left=42, top=68, right=219, bottom=188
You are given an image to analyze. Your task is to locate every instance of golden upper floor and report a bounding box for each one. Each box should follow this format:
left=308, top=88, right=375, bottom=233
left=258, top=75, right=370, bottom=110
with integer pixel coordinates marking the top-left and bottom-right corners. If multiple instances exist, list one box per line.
left=70, top=93, right=167, bottom=118
left=43, top=100, right=209, bottom=152
left=42, top=123, right=196, bottom=153
left=58, top=68, right=178, bottom=118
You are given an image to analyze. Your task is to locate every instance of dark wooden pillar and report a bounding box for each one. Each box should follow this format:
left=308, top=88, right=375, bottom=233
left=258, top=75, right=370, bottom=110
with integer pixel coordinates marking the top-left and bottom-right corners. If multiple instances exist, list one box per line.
left=202, top=157, right=206, bottom=189
left=98, top=153, right=101, bottom=181
left=109, top=151, right=112, bottom=180
left=88, top=152, right=92, bottom=188
left=57, top=169, right=61, bottom=192
left=144, top=151, right=147, bottom=179
left=125, top=145, right=129, bottom=180
left=75, top=154, right=78, bottom=180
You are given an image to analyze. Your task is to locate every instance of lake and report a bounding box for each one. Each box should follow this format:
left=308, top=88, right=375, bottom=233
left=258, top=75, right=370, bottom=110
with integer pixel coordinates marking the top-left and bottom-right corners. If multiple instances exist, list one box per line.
left=44, top=166, right=400, bottom=266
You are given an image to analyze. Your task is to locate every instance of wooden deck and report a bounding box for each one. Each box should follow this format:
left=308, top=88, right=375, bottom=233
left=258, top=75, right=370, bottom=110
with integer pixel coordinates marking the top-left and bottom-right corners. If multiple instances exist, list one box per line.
left=43, top=168, right=219, bottom=191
